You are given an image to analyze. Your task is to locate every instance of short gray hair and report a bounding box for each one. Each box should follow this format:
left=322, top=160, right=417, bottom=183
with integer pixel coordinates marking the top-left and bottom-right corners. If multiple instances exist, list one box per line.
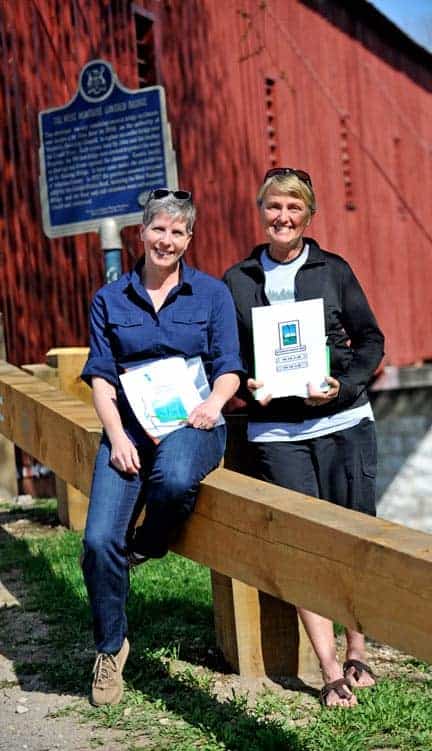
left=142, top=193, right=196, bottom=234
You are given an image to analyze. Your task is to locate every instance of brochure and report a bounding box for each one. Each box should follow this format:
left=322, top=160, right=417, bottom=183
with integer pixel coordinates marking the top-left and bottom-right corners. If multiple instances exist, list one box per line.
left=252, top=298, right=329, bottom=400
left=120, top=356, right=224, bottom=440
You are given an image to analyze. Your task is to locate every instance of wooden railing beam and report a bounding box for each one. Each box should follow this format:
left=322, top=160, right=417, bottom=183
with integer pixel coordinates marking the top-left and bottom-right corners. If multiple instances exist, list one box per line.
left=1, top=360, right=432, bottom=666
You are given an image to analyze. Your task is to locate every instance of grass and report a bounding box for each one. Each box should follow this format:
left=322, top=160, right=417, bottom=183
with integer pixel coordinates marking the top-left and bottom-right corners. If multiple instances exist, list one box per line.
left=2, top=500, right=432, bottom=750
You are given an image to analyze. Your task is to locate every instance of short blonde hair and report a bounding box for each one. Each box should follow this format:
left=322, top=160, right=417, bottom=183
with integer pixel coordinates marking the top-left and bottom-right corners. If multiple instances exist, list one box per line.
left=257, top=173, right=317, bottom=216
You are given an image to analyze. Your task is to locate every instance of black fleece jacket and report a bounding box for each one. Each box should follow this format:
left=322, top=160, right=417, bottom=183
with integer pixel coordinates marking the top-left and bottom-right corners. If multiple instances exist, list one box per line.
left=223, top=239, right=385, bottom=423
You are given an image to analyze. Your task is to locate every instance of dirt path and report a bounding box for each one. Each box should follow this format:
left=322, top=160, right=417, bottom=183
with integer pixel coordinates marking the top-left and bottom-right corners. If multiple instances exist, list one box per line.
left=0, top=505, right=125, bottom=751
left=0, top=601, right=125, bottom=750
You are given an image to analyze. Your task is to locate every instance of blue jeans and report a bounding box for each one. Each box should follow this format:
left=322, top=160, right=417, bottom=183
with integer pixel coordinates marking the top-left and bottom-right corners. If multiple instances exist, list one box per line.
left=82, top=424, right=226, bottom=653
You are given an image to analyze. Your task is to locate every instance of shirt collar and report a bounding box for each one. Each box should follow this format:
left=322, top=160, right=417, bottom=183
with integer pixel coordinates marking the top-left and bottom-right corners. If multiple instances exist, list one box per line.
left=126, top=257, right=194, bottom=301
left=247, top=239, right=326, bottom=268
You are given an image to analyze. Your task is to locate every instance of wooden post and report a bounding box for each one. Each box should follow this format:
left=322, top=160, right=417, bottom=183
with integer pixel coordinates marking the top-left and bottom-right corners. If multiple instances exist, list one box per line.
left=0, top=314, right=17, bottom=499
left=212, top=573, right=319, bottom=682
left=21, top=363, right=59, bottom=386
left=214, top=414, right=321, bottom=682
left=46, top=347, right=91, bottom=530
left=45, top=347, right=91, bottom=404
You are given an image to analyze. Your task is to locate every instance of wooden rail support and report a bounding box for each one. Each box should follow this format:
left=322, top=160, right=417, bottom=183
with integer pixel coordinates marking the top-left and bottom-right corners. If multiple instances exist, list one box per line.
left=0, top=360, right=100, bottom=497
left=2, top=359, right=432, bottom=674
left=0, top=315, right=17, bottom=499
left=211, top=573, right=319, bottom=681
left=45, top=347, right=92, bottom=404
left=216, top=414, right=319, bottom=680
left=24, top=348, right=91, bottom=528
left=45, top=347, right=92, bottom=529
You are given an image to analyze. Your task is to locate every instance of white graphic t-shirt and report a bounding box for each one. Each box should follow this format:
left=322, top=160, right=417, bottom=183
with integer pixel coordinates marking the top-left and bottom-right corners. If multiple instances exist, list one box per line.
left=263, top=244, right=309, bottom=304
left=248, top=246, right=373, bottom=442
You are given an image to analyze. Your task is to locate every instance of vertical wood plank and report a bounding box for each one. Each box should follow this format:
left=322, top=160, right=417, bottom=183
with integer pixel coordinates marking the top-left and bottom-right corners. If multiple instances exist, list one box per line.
left=211, top=571, right=320, bottom=681
left=218, top=414, right=321, bottom=681
left=46, top=347, right=91, bottom=529
left=0, top=314, right=17, bottom=498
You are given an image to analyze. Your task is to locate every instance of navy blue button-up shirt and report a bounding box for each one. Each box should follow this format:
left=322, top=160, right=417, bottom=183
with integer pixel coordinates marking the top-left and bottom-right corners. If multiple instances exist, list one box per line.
left=82, top=258, right=243, bottom=444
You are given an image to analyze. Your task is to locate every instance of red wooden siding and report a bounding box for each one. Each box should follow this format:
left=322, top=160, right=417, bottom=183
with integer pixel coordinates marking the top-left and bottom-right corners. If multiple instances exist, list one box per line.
left=0, top=0, right=431, bottom=368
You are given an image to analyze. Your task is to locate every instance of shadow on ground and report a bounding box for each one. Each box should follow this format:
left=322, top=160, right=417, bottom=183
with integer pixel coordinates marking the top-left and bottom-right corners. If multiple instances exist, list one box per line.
left=0, top=502, right=317, bottom=750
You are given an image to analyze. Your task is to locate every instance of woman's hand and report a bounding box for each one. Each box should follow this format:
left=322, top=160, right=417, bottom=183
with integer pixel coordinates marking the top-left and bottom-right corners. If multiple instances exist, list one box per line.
left=247, top=378, right=273, bottom=406
left=92, top=377, right=141, bottom=473
left=110, top=432, right=141, bottom=474
left=188, top=372, right=240, bottom=429
left=188, top=395, right=221, bottom=430
left=304, top=376, right=340, bottom=407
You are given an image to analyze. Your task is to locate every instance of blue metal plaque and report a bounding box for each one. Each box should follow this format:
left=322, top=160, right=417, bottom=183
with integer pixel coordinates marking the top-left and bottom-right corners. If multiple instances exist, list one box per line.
left=39, top=60, right=178, bottom=238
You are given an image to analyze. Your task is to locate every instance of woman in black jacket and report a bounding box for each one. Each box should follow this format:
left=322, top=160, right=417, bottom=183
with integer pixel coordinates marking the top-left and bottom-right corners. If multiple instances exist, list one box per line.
left=224, top=167, right=384, bottom=708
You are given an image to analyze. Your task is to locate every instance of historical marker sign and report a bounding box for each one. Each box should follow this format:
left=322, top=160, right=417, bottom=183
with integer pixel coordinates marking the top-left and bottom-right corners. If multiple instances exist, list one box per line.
left=39, top=60, right=178, bottom=238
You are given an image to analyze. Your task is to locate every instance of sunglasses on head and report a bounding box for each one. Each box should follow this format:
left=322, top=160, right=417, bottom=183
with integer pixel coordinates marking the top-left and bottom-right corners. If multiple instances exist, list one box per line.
left=263, top=167, right=312, bottom=187
left=149, top=189, right=192, bottom=200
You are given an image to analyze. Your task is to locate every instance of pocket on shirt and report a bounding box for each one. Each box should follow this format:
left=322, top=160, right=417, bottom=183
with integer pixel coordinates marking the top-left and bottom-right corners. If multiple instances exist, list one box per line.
left=171, top=309, right=208, bottom=356
left=108, top=314, right=148, bottom=356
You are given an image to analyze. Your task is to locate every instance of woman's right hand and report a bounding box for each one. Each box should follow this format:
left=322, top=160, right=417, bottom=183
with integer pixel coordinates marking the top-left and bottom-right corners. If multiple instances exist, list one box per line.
left=110, top=432, right=141, bottom=474
left=247, top=378, right=273, bottom=406
left=91, top=378, right=141, bottom=474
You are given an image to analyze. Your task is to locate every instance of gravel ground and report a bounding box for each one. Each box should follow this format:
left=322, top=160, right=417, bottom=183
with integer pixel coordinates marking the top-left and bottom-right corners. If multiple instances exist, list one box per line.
left=0, top=575, right=125, bottom=751
left=0, top=505, right=125, bottom=751
left=0, top=684, right=123, bottom=751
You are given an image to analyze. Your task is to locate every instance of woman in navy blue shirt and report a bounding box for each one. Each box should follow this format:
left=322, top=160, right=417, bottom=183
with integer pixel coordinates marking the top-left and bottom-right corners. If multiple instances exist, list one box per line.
left=81, top=189, right=241, bottom=706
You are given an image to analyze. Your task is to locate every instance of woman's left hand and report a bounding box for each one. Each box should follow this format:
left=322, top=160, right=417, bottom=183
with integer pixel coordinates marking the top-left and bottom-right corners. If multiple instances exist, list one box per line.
left=188, top=395, right=221, bottom=430
left=304, top=376, right=340, bottom=407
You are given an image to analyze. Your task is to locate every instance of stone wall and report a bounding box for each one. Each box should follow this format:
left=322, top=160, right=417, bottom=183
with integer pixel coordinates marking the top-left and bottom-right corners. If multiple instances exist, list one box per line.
left=372, top=388, right=432, bottom=532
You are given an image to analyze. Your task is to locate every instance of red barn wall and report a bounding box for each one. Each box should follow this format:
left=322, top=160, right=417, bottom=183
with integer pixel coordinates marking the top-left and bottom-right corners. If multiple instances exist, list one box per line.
left=0, top=0, right=431, bottom=368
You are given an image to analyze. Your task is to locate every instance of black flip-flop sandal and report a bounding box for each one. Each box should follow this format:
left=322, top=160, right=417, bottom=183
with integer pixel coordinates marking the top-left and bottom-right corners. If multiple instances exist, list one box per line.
left=319, top=678, right=355, bottom=708
left=343, top=659, right=376, bottom=687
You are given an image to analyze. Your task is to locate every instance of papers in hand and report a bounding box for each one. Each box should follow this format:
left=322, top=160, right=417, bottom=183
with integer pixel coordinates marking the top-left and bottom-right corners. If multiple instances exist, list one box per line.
left=252, top=298, right=329, bottom=400
left=120, top=356, right=223, bottom=440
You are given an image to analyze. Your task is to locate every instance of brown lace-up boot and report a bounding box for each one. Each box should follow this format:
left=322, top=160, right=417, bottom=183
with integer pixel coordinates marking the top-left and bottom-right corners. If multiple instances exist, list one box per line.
left=91, top=638, right=130, bottom=706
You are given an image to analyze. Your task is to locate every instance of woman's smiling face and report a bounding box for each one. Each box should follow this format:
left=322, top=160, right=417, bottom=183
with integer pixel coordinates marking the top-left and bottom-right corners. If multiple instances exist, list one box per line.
left=260, top=189, right=311, bottom=255
left=140, top=211, right=192, bottom=272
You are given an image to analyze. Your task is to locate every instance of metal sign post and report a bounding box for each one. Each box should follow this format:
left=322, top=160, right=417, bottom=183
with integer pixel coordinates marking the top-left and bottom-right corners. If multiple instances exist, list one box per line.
left=38, top=60, right=178, bottom=282
left=99, top=218, right=122, bottom=282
